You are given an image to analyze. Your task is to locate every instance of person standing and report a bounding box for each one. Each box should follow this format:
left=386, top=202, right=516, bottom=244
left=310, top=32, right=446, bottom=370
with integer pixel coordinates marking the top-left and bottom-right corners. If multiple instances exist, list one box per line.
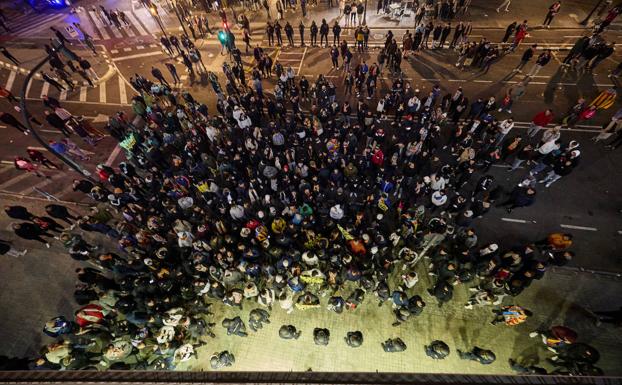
left=299, top=22, right=305, bottom=46
left=165, top=62, right=181, bottom=84
left=151, top=66, right=169, bottom=86
left=275, top=21, right=283, bottom=46
left=543, top=1, right=561, bottom=28
left=356, top=2, right=365, bottom=25
left=332, top=21, right=341, bottom=46
left=310, top=21, right=318, bottom=46
left=266, top=22, right=275, bottom=46
left=284, top=22, right=294, bottom=46
left=320, top=19, right=329, bottom=47
left=502, top=22, right=516, bottom=43
left=527, top=49, right=551, bottom=77
left=330, top=45, right=339, bottom=69
left=527, top=109, right=554, bottom=137
left=78, top=57, right=99, bottom=81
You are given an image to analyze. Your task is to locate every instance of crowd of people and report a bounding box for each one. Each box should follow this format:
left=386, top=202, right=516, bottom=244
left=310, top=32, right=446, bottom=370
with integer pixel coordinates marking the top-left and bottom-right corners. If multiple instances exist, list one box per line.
left=1, top=0, right=621, bottom=376
left=3, top=40, right=610, bottom=375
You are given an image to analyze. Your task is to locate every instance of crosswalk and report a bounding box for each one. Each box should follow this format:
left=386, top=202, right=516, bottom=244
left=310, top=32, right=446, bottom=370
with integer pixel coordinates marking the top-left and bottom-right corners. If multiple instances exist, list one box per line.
left=0, top=161, right=90, bottom=203
left=3, top=7, right=158, bottom=42
left=3, top=10, right=68, bottom=37
left=0, top=66, right=136, bottom=105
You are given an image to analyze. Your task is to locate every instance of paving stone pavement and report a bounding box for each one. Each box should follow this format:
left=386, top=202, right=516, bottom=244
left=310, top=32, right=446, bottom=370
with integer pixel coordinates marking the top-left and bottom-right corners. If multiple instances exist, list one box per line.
left=178, top=267, right=622, bottom=374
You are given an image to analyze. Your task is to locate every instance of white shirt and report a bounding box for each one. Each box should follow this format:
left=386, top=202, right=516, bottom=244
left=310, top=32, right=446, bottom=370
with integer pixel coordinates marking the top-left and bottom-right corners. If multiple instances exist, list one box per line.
left=537, top=140, right=560, bottom=154
left=429, top=174, right=446, bottom=191
left=431, top=191, right=447, bottom=206
left=498, top=120, right=514, bottom=135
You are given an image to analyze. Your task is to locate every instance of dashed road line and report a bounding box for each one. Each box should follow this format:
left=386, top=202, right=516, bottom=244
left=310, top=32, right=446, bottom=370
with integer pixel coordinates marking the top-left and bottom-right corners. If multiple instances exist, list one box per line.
left=501, top=218, right=528, bottom=223
left=5, top=70, right=16, bottom=92
left=560, top=224, right=598, bottom=231
left=119, top=75, right=127, bottom=105
left=99, top=80, right=107, bottom=104
left=112, top=51, right=164, bottom=61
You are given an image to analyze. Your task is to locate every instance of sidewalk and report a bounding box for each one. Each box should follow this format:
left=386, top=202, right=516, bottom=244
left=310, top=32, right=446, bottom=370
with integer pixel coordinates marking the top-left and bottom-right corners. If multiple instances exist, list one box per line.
left=166, top=0, right=603, bottom=34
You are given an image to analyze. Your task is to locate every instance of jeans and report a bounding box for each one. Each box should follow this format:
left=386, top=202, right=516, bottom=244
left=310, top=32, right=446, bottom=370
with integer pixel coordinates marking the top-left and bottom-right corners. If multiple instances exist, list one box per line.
left=540, top=170, right=561, bottom=185
left=510, top=158, right=525, bottom=170
left=530, top=161, right=548, bottom=175
left=528, top=64, right=543, bottom=77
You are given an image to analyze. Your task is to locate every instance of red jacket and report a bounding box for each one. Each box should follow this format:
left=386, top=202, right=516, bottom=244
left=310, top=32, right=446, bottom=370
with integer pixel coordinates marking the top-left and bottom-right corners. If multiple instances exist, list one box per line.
left=371, top=149, right=384, bottom=166
left=532, top=111, right=553, bottom=127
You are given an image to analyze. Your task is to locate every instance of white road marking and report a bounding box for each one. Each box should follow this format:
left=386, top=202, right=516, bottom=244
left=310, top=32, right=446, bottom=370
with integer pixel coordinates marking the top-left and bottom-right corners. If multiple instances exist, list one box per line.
left=110, top=49, right=119, bottom=54
left=560, top=224, right=598, bottom=231
left=79, top=86, right=87, bottom=102
left=112, top=51, right=164, bottom=61
left=125, top=26, right=136, bottom=38
left=99, top=80, right=106, bottom=103
left=24, top=79, right=33, bottom=98
left=128, top=11, right=150, bottom=35
left=119, top=76, right=127, bottom=105
left=109, top=26, right=124, bottom=39
left=89, top=11, right=110, bottom=40
left=105, top=145, right=122, bottom=166
left=136, top=45, right=145, bottom=49
left=19, top=176, right=54, bottom=195
left=40, top=81, right=49, bottom=98
left=5, top=70, right=16, bottom=92
left=501, top=218, right=528, bottom=223
left=123, top=47, right=132, bottom=52
left=0, top=172, right=34, bottom=190
left=297, top=46, right=308, bottom=76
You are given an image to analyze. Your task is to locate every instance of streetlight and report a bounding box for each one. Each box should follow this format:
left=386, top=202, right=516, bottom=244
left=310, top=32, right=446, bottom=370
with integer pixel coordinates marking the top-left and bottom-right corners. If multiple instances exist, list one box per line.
left=580, top=0, right=605, bottom=25
left=149, top=4, right=168, bottom=37
left=167, top=0, right=189, bottom=37
left=19, top=45, right=96, bottom=182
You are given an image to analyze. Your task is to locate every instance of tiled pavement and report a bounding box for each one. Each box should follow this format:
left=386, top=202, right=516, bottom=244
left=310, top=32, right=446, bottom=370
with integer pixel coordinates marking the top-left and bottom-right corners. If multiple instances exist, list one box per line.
left=178, top=267, right=622, bottom=374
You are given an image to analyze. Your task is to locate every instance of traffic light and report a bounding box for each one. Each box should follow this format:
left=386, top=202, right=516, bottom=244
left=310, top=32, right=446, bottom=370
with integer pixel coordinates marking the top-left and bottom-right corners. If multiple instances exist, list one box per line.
left=218, top=30, right=228, bottom=44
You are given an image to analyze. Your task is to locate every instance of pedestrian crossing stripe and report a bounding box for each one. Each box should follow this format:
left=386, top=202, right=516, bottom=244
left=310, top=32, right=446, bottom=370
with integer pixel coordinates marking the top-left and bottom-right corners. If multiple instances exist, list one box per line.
left=8, top=13, right=67, bottom=36
left=87, top=10, right=110, bottom=40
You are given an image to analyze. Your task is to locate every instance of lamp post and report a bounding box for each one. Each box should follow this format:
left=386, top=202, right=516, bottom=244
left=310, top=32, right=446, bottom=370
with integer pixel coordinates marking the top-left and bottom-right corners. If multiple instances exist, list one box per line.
left=149, top=4, right=168, bottom=37
left=168, top=0, right=189, bottom=37
left=580, top=0, right=605, bottom=25
left=20, top=48, right=95, bottom=182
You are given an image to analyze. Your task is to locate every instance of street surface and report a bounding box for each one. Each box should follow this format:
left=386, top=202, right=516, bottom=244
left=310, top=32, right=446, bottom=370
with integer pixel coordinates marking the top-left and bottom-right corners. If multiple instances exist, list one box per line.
left=0, top=0, right=621, bottom=375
